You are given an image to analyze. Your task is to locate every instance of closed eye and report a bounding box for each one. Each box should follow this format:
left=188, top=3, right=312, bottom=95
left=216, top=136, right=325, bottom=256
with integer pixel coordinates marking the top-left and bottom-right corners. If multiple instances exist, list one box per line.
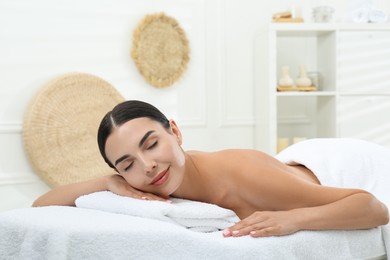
left=124, top=162, right=133, bottom=171
left=147, top=141, right=158, bottom=150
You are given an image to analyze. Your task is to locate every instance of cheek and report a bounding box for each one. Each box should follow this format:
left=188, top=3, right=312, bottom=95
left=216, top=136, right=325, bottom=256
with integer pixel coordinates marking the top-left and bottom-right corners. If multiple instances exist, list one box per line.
left=169, top=145, right=185, bottom=167
left=122, top=175, right=141, bottom=189
left=175, top=149, right=185, bottom=164
left=121, top=167, right=145, bottom=189
left=157, top=138, right=185, bottom=166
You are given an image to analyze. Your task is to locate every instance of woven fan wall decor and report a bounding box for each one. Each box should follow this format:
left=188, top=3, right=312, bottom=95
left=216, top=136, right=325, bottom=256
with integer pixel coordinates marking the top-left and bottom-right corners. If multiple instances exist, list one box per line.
left=23, top=73, right=124, bottom=187
left=131, top=13, right=190, bottom=88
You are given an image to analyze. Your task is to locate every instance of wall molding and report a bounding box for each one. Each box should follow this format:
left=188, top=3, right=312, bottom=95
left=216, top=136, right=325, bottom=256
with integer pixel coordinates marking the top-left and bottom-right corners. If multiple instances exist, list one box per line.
left=0, top=121, right=23, bottom=134
left=219, top=118, right=255, bottom=127
left=180, top=118, right=207, bottom=128
left=0, top=173, right=41, bottom=185
left=217, top=1, right=255, bottom=128
left=176, top=0, right=207, bottom=129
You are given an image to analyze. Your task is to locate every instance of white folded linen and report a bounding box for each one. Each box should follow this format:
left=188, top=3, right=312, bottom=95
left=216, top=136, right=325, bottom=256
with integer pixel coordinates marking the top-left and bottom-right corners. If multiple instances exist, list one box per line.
left=346, top=7, right=388, bottom=23
left=345, top=0, right=388, bottom=23
left=76, top=191, right=240, bottom=232
left=275, top=138, right=390, bottom=255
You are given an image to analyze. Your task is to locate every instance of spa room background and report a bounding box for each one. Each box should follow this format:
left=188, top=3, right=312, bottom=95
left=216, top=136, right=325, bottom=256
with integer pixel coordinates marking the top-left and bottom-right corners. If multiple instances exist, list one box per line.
left=1, top=0, right=390, bottom=212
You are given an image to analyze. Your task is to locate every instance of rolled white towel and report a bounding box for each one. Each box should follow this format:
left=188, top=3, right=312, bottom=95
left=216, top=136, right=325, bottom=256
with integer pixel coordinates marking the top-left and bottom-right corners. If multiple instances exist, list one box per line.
left=369, top=8, right=388, bottom=23
left=76, top=191, right=239, bottom=233
left=346, top=7, right=370, bottom=23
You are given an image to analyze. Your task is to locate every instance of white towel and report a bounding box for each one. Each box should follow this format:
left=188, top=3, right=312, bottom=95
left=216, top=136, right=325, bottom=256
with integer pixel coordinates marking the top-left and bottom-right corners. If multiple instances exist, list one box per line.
left=76, top=191, right=240, bottom=232
left=275, top=138, right=390, bottom=255
left=345, top=0, right=388, bottom=23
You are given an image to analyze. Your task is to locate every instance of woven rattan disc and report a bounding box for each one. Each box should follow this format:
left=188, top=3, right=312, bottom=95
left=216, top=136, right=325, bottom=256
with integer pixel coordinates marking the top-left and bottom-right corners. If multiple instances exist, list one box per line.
left=23, top=73, right=124, bottom=187
left=131, top=13, right=190, bottom=88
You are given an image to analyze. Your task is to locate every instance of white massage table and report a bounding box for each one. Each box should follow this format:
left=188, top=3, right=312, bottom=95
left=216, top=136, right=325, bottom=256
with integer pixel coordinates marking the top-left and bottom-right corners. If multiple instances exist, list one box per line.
left=0, top=205, right=386, bottom=260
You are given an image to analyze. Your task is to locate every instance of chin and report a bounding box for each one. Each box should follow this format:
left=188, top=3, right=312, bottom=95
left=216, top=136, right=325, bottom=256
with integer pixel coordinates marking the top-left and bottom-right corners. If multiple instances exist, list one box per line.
left=150, top=186, right=172, bottom=198
left=164, top=189, right=176, bottom=198
left=161, top=185, right=180, bottom=198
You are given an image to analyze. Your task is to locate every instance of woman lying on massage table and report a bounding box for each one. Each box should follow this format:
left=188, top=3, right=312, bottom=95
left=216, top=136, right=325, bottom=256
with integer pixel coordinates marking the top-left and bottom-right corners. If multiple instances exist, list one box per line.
left=32, top=100, right=389, bottom=238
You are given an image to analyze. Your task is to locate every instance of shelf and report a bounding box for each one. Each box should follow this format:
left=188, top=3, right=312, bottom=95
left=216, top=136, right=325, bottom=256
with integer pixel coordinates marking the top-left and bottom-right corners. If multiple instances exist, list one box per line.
left=270, top=23, right=390, bottom=32
left=276, top=91, right=390, bottom=97
left=339, top=92, right=390, bottom=96
left=255, top=25, right=390, bottom=154
left=276, top=91, right=337, bottom=97
left=270, top=23, right=337, bottom=31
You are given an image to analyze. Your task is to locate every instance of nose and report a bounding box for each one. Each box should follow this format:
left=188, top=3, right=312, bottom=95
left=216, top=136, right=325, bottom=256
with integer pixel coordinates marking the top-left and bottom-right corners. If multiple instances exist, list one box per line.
left=139, top=155, right=157, bottom=175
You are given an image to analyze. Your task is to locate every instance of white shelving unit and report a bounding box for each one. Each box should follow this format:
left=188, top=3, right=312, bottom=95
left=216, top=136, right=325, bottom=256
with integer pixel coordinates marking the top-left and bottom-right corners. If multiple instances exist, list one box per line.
left=255, top=23, right=390, bottom=155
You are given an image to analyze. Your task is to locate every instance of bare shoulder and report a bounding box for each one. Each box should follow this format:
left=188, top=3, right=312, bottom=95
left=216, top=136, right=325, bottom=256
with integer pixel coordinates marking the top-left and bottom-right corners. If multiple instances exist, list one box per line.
left=189, top=149, right=273, bottom=163
left=188, top=149, right=286, bottom=179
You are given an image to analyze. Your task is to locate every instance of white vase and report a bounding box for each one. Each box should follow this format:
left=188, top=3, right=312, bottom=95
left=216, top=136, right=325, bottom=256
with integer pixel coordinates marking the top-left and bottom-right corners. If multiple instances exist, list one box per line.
left=278, top=66, right=294, bottom=87
left=296, top=64, right=312, bottom=87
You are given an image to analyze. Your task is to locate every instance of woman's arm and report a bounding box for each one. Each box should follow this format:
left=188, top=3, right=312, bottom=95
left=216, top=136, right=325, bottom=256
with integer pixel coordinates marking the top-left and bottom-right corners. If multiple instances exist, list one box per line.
left=32, top=174, right=168, bottom=207
left=224, top=189, right=389, bottom=237
left=294, top=191, right=389, bottom=231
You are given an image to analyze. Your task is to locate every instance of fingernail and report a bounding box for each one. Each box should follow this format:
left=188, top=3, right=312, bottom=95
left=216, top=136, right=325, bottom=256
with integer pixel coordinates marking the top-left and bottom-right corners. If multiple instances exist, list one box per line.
left=141, top=196, right=147, bottom=200
left=166, top=200, right=172, bottom=203
left=232, top=230, right=239, bottom=236
left=250, top=231, right=256, bottom=235
left=223, top=229, right=231, bottom=236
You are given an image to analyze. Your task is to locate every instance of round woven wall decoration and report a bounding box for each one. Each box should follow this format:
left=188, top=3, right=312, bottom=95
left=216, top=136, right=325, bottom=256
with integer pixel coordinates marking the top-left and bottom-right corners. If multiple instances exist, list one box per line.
left=23, top=73, right=125, bottom=187
left=131, top=12, right=190, bottom=88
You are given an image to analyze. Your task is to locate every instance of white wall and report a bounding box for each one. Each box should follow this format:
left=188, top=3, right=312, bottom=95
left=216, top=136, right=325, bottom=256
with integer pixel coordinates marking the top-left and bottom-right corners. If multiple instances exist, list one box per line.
left=1, top=0, right=390, bottom=211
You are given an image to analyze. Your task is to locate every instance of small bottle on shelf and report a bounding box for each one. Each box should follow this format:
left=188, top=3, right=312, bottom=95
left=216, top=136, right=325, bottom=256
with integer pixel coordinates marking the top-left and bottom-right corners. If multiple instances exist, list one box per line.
left=296, top=64, right=312, bottom=87
left=278, top=66, right=294, bottom=87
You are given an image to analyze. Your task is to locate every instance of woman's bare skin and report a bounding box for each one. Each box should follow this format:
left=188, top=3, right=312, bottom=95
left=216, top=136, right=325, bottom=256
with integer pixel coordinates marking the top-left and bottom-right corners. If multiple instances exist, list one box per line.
left=33, top=117, right=389, bottom=238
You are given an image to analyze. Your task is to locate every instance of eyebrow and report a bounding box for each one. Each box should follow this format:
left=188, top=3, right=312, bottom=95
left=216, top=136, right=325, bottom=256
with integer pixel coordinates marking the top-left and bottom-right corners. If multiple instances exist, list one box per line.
left=139, top=130, right=155, bottom=148
left=114, top=155, right=130, bottom=167
left=114, top=130, right=155, bottom=167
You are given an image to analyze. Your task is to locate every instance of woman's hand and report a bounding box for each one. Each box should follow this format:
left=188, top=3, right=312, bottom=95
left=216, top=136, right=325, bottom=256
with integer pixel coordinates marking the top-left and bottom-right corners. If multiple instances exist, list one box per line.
left=223, top=210, right=300, bottom=238
left=105, top=174, right=170, bottom=202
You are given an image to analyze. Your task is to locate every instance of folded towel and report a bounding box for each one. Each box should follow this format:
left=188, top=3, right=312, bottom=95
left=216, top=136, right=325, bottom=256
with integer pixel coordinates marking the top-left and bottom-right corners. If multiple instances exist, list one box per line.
left=275, top=138, right=390, bottom=254
left=76, top=191, right=240, bottom=232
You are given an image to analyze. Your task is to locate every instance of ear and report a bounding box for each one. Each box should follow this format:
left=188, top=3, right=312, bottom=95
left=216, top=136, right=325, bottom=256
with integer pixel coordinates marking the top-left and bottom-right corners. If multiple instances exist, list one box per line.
left=169, top=119, right=183, bottom=145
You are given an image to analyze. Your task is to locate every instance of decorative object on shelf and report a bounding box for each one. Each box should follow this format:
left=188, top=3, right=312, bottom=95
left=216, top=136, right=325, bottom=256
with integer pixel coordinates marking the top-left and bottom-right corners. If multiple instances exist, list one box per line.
left=278, top=66, right=294, bottom=87
left=23, top=73, right=125, bottom=187
left=277, top=65, right=317, bottom=92
left=296, top=64, right=312, bottom=87
left=131, top=12, right=190, bottom=88
left=277, top=86, right=317, bottom=92
left=307, top=71, right=321, bottom=90
left=272, top=10, right=304, bottom=23
left=345, top=0, right=388, bottom=23
left=312, top=6, right=335, bottom=23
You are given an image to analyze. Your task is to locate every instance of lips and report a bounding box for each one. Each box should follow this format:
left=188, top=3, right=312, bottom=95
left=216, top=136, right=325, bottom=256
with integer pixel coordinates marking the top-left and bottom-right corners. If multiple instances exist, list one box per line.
left=151, top=167, right=170, bottom=186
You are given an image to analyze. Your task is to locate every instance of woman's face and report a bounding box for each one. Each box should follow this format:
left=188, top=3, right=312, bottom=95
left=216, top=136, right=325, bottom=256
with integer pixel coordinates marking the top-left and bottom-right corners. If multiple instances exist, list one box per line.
left=104, top=117, right=186, bottom=197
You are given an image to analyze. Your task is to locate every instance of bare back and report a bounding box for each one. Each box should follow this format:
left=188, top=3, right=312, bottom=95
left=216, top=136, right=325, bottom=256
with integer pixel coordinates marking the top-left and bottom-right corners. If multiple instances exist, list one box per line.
left=186, top=149, right=340, bottom=219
